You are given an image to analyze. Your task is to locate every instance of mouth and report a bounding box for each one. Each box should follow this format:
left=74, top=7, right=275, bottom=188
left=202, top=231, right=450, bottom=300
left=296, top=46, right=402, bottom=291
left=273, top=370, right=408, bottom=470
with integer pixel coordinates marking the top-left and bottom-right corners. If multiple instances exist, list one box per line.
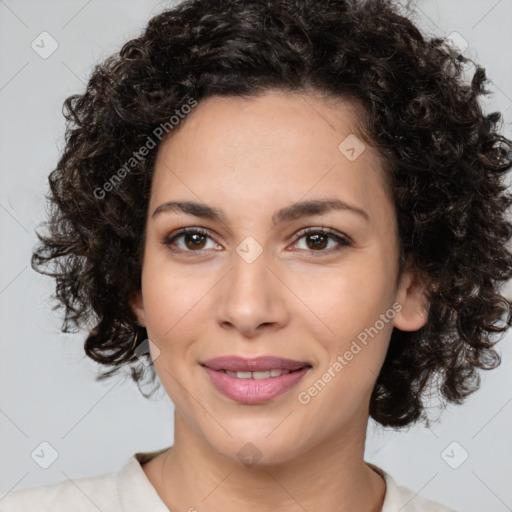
left=202, top=364, right=312, bottom=380
left=200, top=355, right=312, bottom=373
left=200, top=356, right=312, bottom=404
left=217, top=367, right=310, bottom=379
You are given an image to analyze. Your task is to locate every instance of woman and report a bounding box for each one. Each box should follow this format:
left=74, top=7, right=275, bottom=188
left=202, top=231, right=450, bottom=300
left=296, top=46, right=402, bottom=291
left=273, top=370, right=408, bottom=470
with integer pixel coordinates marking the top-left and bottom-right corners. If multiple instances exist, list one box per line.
left=3, top=0, right=511, bottom=510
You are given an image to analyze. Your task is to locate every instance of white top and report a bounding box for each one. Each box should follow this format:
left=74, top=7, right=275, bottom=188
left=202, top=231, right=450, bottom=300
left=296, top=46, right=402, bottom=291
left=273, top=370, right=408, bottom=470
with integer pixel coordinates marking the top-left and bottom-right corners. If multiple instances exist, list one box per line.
left=0, top=446, right=457, bottom=511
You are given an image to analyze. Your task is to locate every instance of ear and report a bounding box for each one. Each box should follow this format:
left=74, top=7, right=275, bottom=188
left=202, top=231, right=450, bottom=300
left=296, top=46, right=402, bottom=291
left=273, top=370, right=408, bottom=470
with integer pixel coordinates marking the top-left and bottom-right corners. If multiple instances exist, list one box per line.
left=393, top=260, right=430, bottom=332
left=129, top=291, right=146, bottom=327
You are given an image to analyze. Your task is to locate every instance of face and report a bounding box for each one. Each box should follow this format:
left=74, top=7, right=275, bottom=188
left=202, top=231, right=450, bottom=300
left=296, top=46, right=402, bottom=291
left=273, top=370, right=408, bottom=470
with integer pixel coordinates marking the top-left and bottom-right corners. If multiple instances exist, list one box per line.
left=131, top=90, right=428, bottom=465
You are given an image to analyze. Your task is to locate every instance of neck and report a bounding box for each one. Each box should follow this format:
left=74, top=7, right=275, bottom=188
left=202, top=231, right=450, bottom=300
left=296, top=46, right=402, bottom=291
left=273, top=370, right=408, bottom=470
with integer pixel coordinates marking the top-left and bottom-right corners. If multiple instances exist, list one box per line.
left=144, top=410, right=386, bottom=512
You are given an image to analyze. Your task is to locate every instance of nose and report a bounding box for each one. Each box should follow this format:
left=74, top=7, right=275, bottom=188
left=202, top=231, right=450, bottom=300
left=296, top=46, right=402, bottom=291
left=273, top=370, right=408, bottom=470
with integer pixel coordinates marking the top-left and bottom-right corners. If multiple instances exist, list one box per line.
left=213, top=246, right=289, bottom=338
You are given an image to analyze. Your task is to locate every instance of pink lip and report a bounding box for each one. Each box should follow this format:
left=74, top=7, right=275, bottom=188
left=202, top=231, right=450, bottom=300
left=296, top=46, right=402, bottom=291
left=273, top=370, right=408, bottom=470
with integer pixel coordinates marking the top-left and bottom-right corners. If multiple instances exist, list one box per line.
left=203, top=366, right=310, bottom=404
left=201, top=355, right=310, bottom=372
left=201, top=356, right=312, bottom=404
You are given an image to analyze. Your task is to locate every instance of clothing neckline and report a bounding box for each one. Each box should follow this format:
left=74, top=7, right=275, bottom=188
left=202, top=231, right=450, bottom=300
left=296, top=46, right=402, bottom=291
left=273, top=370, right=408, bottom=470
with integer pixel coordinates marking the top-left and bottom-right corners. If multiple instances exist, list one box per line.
left=115, top=445, right=407, bottom=512
left=117, top=446, right=171, bottom=512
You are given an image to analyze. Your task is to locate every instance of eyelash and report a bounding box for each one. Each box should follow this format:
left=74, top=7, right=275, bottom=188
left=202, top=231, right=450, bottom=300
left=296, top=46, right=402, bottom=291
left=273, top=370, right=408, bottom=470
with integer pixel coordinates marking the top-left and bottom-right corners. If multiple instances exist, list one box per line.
left=162, top=226, right=352, bottom=256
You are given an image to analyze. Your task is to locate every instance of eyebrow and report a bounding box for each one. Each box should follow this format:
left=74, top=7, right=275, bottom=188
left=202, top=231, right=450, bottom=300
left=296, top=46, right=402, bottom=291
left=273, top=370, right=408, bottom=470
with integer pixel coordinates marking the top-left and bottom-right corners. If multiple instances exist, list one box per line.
left=152, top=198, right=370, bottom=224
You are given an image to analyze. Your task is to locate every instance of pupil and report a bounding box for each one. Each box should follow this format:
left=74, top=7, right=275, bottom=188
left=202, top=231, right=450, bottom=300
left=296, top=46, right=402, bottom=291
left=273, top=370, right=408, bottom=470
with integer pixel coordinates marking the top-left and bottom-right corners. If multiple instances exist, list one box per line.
left=308, top=233, right=327, bottom=250
left=186, top=233, right=206, bottom=250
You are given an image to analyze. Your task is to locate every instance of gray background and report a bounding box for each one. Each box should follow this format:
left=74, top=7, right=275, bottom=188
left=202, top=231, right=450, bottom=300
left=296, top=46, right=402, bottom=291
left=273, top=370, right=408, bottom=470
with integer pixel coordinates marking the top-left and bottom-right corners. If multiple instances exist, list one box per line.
left=1, top=1, right=511, bottom=511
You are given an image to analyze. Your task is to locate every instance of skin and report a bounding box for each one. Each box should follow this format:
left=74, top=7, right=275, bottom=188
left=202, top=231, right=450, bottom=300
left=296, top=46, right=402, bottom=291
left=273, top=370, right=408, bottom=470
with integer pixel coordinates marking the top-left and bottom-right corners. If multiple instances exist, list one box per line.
left=130, top=89, right=429, bottom=512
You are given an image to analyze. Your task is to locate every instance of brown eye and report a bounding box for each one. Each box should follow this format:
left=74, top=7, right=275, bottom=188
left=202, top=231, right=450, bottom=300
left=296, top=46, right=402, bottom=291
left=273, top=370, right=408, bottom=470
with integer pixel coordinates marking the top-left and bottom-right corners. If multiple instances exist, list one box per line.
left=182, top=232, right=207, bottom=250
left=163, top=227, right=219, bottom=253
left=305, top=232, right=329, bottom=250
left=162, top=226, right=351, bottom=256
left=292, top=228, right=352, bottom=254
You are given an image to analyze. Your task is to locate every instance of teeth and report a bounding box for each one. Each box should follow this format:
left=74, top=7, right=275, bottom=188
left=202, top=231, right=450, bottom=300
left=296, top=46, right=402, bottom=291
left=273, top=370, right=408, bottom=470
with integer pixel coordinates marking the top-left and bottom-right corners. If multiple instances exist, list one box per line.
left=225, top=369, right=291, bottom=379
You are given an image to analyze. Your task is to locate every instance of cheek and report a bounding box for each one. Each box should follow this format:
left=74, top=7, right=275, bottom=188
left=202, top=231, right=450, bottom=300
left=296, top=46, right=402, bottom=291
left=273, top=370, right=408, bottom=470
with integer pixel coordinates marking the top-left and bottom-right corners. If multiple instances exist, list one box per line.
left=140, top=261, right=209, bottom=346
left=140, top=265, right=205, bottom=404
left=291, top=257, right=393, bottom=340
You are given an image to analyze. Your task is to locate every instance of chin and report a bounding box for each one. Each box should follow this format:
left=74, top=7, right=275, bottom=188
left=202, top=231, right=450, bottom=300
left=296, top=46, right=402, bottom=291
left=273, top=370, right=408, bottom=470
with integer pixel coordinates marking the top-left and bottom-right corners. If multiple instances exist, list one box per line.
left=208, top=431, right=305, bottom=468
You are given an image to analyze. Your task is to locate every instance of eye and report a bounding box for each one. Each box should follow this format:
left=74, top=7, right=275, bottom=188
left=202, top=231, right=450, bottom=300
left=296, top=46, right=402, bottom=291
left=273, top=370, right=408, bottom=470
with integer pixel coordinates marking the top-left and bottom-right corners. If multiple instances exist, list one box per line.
left=163, top=227, right=221, bottom=254
left=290, top=227, right=352, bottom=254
left=162, top=226, right=351, bottom=256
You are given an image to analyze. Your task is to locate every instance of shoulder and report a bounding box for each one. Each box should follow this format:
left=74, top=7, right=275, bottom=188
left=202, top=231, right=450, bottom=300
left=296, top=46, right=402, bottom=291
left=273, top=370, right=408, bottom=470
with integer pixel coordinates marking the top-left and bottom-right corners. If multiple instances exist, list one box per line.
left=390, top=483, right=458, bottom=512
left=367, top=463, right=459, bottom=512
left=0, top=470, right=119, bottom=512
left=0, top=447, right=171, bottom=512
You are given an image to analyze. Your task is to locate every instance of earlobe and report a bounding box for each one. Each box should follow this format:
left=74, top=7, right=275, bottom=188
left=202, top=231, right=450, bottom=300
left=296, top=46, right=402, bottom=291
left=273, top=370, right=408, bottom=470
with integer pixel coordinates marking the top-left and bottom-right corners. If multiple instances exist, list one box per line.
left=393, top=264, right=430, bottom=332
left=129, top=291, right=146, bottom=327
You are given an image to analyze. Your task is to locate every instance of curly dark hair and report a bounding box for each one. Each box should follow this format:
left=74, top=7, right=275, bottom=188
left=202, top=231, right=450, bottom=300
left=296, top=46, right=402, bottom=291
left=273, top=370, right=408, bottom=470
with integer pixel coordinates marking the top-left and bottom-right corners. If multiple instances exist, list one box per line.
left=31, top=0, right=512, bottom=428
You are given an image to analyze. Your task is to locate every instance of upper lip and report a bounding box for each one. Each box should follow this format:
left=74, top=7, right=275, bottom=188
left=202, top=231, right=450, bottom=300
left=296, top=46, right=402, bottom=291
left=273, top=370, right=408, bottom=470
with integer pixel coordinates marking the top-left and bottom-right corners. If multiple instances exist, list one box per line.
left=201, top=356, right=311, bottom=372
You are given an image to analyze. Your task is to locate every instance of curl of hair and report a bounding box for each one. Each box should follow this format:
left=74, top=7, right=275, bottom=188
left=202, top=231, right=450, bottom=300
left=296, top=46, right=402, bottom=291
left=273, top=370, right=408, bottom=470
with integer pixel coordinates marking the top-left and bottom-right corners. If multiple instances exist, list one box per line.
left=32, top=0, right=512, bottom=426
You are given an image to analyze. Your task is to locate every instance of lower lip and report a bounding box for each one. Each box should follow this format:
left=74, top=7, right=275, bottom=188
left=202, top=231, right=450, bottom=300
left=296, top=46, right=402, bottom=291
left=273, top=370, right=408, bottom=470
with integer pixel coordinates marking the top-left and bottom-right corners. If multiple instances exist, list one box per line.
left=203, top=366, right=311, bottom=404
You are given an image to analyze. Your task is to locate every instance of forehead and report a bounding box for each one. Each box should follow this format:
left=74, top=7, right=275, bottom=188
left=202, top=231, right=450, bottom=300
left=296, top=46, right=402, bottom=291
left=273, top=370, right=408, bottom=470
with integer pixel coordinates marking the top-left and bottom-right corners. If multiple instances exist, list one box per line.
left=150, top=90, right=393, bottom=227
